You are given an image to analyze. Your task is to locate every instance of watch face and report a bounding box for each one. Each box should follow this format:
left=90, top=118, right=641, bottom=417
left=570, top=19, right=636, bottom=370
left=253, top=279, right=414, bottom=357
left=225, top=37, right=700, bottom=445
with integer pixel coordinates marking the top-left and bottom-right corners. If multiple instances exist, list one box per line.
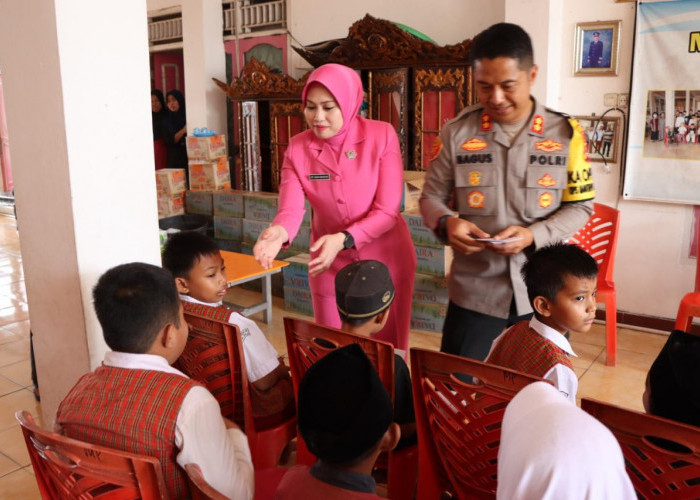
left=344, top=232, right=354, bottom=249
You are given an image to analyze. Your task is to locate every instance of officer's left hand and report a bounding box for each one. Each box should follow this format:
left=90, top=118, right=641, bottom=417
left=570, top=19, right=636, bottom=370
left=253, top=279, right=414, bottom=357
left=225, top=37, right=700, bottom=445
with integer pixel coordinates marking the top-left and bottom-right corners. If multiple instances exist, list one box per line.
left=487, top=226, right=533, bottom=256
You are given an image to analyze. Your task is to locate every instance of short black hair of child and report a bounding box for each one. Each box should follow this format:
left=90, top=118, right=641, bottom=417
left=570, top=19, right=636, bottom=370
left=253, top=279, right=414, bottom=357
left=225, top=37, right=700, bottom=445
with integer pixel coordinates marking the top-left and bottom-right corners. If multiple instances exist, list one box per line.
left=93, top=262, right=181, bottom=353
left=470, top=22, right=534, bottom=70
left=162, top=230, right=220, bottom=278
left=521, top=242, right=598, bottom=306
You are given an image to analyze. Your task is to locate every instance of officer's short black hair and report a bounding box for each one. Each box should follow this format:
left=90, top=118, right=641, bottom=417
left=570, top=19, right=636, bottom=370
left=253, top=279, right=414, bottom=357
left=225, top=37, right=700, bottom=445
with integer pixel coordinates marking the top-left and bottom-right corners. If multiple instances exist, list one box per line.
left=521, top=242, right=598, bottom=305
left=470, top=23, right=534, bottom=70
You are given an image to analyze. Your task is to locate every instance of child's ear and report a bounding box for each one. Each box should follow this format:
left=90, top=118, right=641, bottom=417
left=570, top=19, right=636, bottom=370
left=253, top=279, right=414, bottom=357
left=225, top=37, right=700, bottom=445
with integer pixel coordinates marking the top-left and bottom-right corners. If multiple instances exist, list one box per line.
left=374, top=309, right=389, bottom=325
left=174, top=277, right=189, bottom=294
left=533, top=295, right=552, bottom=317
left=379, top=422, right=401, bottom=452
left=161, top=323, right=177, bottom=348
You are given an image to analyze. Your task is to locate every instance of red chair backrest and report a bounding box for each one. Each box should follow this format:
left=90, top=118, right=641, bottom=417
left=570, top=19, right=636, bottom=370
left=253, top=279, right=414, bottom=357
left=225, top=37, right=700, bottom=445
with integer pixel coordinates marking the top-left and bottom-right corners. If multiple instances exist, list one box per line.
left=184, top=463, right=228, bottom=500
left=283, top=316, right=396, bottom=405
left=176, top=311, right=250, bottom=431
left=410, top=348, right=545, bottom=499
left=16, top=410, right=168, bottom=499
left=581, top=397, right=700, bottom=500
left=569, top=202, right=620, bottom=288
left=694, top=221, right=700, bottom=292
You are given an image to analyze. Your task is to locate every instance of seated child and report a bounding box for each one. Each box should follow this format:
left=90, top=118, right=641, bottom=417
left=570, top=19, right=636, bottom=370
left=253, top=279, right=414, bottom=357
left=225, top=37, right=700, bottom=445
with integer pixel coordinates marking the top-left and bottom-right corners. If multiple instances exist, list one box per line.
left=643, top=328, right=700, bottom=428
left=56, top=263, right=253, bottom=500
left=497, top=381, right=636, bottom=499
left=486, top=242, right=598, bottom=403
left=275, top=344, right=400, bottom=499
left=334, top=260, right=416, bottom=446
left=162, top=231, right=294, bottom=427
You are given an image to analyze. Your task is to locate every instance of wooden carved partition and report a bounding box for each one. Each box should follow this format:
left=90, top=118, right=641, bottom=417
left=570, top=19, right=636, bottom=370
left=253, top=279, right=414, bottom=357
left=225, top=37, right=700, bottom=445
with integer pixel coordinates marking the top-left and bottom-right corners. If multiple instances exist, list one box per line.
left=214, top=58, right=307, bottom=191
left=368, top=68, right=409, bottom=169
left=414, top=67, right=472, bottom=171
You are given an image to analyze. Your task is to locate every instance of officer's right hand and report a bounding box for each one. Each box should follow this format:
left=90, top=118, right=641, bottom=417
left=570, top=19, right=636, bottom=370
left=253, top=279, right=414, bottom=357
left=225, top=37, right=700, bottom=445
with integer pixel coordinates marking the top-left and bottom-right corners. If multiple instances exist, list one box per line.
left=446, top=217, right=490, bottom=255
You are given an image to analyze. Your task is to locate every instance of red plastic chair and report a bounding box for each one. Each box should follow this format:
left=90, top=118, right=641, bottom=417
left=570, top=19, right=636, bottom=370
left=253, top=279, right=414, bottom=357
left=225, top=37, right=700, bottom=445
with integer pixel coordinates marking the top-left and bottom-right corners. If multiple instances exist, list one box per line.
left=176, top=310, right=296, bottom=469
left=284, top=317, right=418, bottom=500
left=185, top=463, right=228, bottom=500
left=582, top=397, right=700, bottom=499
left=410, top=348, right=545, bottom=500
left=16, top=410, right=168, bottom=499
left=569, top=202, right=620, bottom=366
left=675, top=226, right=700, bottom=331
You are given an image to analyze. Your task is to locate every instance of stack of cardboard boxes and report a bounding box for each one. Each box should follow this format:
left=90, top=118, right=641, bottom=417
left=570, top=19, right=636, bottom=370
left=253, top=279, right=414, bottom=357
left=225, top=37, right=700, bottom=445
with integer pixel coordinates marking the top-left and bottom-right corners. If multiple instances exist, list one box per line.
left=186, top=135, right=231, bottom=191
left=400, top=172, right=452, bottom=334
left=156, top=168, right=187, bottom=219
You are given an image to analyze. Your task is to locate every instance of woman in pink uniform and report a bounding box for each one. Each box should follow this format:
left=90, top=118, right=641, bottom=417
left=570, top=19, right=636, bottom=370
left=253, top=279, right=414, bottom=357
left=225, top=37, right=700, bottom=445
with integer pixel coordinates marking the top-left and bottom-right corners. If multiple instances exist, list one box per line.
left=254, top=63, right=416, bottom=351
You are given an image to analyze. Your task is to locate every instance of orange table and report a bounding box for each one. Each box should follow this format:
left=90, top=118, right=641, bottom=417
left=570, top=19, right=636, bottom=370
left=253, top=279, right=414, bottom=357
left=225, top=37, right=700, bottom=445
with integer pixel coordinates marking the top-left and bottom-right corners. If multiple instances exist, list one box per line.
left=220, top=251, right=289, bottom=324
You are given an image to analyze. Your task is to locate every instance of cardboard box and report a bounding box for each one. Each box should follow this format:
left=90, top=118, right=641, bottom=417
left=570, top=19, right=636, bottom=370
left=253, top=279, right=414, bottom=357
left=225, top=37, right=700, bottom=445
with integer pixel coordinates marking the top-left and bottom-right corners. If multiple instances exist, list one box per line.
left=213, top=190, right=246, bottom=218
left=283, top=253, right=310, bottom=290
left=244, top=192, right=312, bottom=226
left=402, top=209, right=442, bottom=248
left=413, top=272, right=449, bottom=305
left=214, top=216, right=243, bottom=240
left=401, top=171, right=426, bottom=212
left=186, top=134, right=227, bottom=161
left=189, top=158, right=231, bottom=191
left=185, top=191, right=213, bottom=216
left=414, top=244, right=453, bottom=277
left=284, top=285, right=314, bottom=317
left=242, top=218, right=269, bottom=244
left=215, top=239, right=242, bottom=253
left=156, top=168, right=187, bottom=195
left=157, top=191, right=185, bottom=219
left=410, top=302, right=447, bottom=333
left=240, top=241, right=299, bottom=261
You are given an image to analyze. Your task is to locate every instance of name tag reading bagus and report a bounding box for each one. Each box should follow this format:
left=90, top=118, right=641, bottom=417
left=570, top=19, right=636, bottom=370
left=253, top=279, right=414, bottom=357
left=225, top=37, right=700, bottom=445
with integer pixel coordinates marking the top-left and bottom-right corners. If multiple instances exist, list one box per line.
left=308, top=174, right=331, bottom=181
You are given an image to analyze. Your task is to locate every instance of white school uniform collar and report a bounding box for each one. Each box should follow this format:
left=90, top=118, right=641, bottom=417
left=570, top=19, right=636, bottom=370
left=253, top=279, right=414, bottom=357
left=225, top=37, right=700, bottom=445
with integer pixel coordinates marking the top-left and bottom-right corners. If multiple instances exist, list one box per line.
left=179, top=293, right=223, bottom=307
left=103, top=351, right=188, bottom=378
left=528, top=316, right=578, bottom=358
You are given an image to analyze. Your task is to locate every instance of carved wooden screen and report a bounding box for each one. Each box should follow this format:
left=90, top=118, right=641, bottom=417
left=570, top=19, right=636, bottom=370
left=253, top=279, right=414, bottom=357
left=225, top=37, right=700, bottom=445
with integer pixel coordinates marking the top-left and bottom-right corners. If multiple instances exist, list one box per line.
left=238, top=101, right=262, bottom=191
left=270, top=101, right=306, bottom=191
left=413, top=66, right=472, bottom=171
left=368, top=68, right=409, bottom=170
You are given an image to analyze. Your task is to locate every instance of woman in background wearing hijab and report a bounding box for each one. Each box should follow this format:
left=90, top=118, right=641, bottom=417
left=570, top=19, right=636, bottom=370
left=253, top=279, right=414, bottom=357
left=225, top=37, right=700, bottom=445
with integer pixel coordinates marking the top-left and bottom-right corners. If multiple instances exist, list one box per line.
left=151, top=89, right=168, bottom=170
left=253, top=63, right=416, bottom=351
left=164, top=89, right=188, bottom=171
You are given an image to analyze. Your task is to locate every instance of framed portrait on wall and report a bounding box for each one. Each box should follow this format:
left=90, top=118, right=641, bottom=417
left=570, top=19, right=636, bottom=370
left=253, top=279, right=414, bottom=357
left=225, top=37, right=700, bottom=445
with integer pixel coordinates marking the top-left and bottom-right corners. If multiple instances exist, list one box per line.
left=576, top=116, right=621, bottom=163
left=573, top=20, right=621, bottom=76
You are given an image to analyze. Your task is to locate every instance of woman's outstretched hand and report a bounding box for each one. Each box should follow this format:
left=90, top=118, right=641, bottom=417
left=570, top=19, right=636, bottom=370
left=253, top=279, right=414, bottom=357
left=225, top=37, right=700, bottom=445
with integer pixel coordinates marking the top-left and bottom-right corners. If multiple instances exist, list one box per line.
left=308, top=232, right=346, bottom=277
left=253, top=224, right=289, bottom=269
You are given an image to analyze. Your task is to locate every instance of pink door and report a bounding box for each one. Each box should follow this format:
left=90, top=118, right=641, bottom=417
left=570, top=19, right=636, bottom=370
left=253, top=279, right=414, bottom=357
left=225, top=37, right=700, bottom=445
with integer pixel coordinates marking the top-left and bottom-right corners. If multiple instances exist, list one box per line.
left=151, top=51, right=185, bottom=95
left=0, top=74, right=12, bottom=192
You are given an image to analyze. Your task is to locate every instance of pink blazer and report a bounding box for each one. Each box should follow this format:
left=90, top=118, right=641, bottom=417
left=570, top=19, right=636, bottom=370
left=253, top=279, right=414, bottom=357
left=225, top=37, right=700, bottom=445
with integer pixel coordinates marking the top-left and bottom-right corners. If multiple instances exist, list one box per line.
left=273, top=117, right=416, bottom=299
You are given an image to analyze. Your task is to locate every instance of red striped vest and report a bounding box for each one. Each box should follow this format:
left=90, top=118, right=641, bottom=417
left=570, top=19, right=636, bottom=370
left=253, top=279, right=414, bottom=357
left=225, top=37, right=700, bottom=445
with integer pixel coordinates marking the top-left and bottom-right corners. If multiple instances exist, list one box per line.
left=486, top=320, right=572, bottom=378
left=182, top=300, right=232, bottom=321
left=56, top=366, right=200, bottom=499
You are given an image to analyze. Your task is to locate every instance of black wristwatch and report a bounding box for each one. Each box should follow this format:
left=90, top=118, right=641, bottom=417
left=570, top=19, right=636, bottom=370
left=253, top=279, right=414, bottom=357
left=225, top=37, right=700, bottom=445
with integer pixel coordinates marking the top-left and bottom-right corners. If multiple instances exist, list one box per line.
left=342, top=231, right=355, bottom=249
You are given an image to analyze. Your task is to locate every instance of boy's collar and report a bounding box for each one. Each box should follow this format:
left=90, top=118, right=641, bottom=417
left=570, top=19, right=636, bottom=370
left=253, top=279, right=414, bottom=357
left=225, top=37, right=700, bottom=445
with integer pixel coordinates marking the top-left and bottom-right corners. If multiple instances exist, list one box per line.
left=529, top=316, right=577, bottom=357
left=179, top=293, right=223, bottom=307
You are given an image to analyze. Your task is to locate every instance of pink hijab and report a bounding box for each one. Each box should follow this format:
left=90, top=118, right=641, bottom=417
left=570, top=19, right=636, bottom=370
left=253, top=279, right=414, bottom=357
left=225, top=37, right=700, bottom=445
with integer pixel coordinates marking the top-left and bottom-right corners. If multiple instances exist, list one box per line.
left=302, top=63, right=364, bottom=148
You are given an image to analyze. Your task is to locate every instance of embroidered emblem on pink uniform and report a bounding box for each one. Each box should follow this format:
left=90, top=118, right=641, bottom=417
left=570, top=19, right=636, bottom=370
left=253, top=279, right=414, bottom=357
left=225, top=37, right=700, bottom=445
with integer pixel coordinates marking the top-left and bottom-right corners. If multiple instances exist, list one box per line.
left=345, top=150, right=356, bottom=159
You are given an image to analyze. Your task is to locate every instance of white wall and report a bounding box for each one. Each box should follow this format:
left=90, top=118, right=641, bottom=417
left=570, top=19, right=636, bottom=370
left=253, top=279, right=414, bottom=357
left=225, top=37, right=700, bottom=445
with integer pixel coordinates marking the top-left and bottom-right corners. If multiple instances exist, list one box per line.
left=557, top=0, right=696, bottom=320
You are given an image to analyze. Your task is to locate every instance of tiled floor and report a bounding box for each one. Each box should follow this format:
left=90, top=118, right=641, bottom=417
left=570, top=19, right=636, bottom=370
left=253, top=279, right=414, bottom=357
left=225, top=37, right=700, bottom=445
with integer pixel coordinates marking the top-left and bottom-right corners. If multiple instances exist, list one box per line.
left=0, top=212, right=670, bottom=498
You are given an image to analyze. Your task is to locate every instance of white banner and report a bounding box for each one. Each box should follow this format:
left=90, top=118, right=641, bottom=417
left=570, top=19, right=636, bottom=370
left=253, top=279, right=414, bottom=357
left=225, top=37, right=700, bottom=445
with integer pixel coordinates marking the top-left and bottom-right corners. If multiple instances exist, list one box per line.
left=624, top=0, right=700, bottom=204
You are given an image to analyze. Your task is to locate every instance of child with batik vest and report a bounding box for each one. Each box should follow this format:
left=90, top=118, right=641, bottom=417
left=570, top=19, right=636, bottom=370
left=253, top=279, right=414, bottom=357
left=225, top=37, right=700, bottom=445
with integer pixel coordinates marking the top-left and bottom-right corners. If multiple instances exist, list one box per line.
left=162, top=231, right=294, bottom=428
left=56, top=263, right=253, bottom=499
left=486, top=242, right=598, bottom=403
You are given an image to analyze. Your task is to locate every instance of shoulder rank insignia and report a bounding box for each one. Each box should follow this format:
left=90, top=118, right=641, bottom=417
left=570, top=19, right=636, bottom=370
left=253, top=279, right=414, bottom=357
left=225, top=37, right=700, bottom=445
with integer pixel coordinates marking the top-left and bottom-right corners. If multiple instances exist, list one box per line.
left=531, top=114, right=544, bottom=134
left=467, top=190, right=485, bottom=208
left=538, top=192, right=553, bottom=208
left=461, top=137, right=488, bottom=151
left=481, top=113, right=492, bottom=131
left=537, top=173, right=556, bottom=187
left=429, top=136, right=442, bottom=162
left=534, top=138, right=563, bottom=153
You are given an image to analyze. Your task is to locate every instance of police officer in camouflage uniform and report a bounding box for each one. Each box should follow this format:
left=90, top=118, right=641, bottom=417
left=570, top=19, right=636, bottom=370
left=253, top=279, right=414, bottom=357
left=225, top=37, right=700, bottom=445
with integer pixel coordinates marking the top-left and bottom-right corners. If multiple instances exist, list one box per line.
left=420, top=23, right=595, bottom=361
